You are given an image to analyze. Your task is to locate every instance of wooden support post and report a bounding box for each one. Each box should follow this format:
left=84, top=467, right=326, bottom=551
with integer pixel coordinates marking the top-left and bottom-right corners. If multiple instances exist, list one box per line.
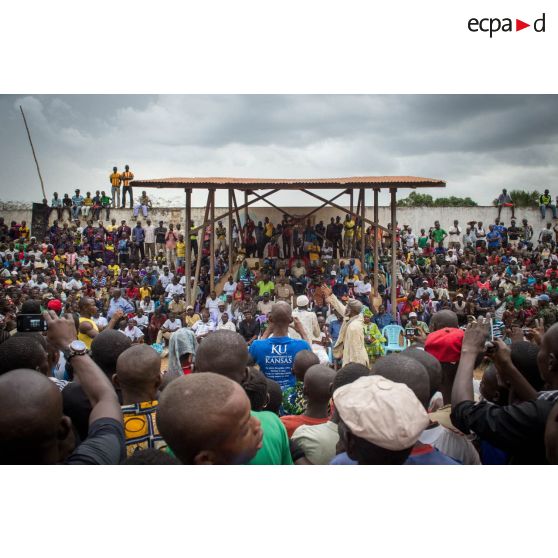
left=350, top=189, right=354, bottom=215
left=192, top=190, right=212, bottom=309
left=360, top=187, right=366, bottom=272
left=185, top=188, right=192, bottom=306
left=373, top=188, right=379, bottom=297
left=210, top=189, right=215, bottom=291
left=231, top=189, right=242, bottom=234
left=390, top=189, right=397, bottom=319
left=244, top=190, right=249, bottom=226
left=228, top=188, right=233, bottom=274
left=300, top=189, right=389, bottom=234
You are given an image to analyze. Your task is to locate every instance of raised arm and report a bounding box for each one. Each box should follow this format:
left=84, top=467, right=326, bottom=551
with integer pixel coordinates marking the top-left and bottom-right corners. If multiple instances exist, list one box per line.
left=44, top=311, right=122, bottom=426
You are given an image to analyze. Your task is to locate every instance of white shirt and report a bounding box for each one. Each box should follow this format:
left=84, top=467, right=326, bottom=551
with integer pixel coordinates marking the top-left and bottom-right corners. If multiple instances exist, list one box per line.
left=448, top=225, right=461, bottom=237
left=162, top=319, right=182, bottom=331
left=135, top=315, right=149, bottom=328
left=223, top=281, right=237, bottom=296
left=292, top=308, right=320, bottom=341
left=140, top=300, right=155, bottom=314
left=405, top=233, right=416, bottom=248
left=206, top=297, right=221, bottom=313
left=165, top=283, right=184, bottom=297
left=355, top=281, right=371, bottom=295
left=192, top=320, right=215, bottom=336
left=95, top=316, right=108, bottom=330
left=66, top=278, right=83, bottom=290
left=124, top=326, right=144, bottom=341
left=160, top=273, right=174, bottom=288
left=144, top=225, right=156, bottom=244
left=217, top=320, right=236, bottom=332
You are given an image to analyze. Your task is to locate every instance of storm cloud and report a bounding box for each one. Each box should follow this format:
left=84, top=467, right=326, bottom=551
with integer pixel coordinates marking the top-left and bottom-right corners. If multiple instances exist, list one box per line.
left=1, top=94, right=557, bottom=207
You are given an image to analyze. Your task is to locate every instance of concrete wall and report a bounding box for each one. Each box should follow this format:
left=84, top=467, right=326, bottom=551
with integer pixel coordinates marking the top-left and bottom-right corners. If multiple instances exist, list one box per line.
left=0, top=205, right=547, bottom=239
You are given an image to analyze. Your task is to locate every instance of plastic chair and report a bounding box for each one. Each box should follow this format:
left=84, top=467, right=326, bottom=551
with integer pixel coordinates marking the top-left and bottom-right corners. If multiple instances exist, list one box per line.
left=381, top=325, right=407, bottom=353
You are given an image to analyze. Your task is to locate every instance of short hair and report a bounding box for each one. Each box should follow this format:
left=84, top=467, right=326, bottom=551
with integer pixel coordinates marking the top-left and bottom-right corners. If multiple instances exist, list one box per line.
left=243, top=367, right=268, bottom=411
left=430, top=310, right=459, bottom=331
left=293, top=350, right=320, bottom=379
left=264, top=379, right=282, bottom=415
left=157, top=372, right=239, bottom=464
left=403, top=347, right=442, bottom=398
left=371, top=354, right=430, bottom=409
left=124, top=449, right=181, bottom=465
left=90, top=329, right=132, bottom=378
left=332, top=363, right=370, bottom=392
left=0, top=336, right=46, bottom=376
left=20, top=300, right=41, bottom=314
left=194, top=330, right=249, bottom=383
left=510, top=341, right=544, bottom=391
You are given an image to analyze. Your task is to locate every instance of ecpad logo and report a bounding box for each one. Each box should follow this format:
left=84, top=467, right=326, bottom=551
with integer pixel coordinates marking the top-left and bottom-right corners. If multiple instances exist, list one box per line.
left=468, top=13, right=546, bottom=37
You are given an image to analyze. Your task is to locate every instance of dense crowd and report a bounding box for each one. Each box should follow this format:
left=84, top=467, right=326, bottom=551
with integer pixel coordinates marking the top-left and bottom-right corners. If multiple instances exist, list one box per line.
left=1, top=182, right=558, bottom=465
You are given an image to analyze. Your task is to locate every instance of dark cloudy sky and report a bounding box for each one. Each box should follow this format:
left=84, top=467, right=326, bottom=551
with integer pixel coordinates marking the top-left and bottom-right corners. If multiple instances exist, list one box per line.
left=1, top=94, right=557, bottom=207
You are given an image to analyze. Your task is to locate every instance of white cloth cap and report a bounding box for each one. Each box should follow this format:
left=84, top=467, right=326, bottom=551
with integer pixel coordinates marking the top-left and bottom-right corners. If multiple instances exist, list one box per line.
left=296, top=295, right=309, bottom=307
left=333, top=376, right=430, bottom=451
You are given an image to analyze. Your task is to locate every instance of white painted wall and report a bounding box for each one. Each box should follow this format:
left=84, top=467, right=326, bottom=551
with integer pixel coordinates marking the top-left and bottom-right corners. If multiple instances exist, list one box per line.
left=0, top=205, right=548, bottom=239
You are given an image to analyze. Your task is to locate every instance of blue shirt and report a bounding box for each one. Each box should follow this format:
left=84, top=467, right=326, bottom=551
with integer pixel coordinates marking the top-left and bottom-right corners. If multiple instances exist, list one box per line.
left=249, top=336, right=311, bottom=390
left=330, top=446, right=460, bottom=465
left=373, top=312, right=394, bottom=330
left=107, top=296, right=134, bottom=318
left=132, top=227, right=145, bottom=242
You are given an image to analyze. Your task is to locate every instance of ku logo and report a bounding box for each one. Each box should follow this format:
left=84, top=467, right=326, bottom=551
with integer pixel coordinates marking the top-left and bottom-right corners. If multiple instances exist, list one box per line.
left=271, top=344, right=287, bottom=355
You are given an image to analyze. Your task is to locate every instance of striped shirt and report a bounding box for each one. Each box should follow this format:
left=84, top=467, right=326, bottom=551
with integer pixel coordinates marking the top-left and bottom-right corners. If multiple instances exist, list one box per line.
left=110, top=172, right=121, bottom=187
left=121, top=170, right=134, bottom=186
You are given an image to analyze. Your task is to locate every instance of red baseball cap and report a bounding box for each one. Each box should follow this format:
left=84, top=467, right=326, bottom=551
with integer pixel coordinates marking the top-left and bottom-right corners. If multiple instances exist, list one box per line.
left=47, top=299, right=63, bottom=314
left=424, top=328, right=464, bottom=364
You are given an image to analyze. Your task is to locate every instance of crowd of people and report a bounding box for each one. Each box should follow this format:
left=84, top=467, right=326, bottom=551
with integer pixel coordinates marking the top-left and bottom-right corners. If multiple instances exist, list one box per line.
left=1, top=185, right=558, bottom=465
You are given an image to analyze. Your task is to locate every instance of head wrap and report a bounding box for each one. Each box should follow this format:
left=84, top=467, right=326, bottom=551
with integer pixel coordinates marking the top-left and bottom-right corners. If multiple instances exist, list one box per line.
left=167, top=328, right=198, bottom=374
left=347, top=298, right=363, bottom=314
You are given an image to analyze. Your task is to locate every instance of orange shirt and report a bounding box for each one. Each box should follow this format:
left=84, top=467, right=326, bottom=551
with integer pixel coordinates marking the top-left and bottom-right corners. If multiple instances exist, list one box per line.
left=280, top=415, right=329, bottom=438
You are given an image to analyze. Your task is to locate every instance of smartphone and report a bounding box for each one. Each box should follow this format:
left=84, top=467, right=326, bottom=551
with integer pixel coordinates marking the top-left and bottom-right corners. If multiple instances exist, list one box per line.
left=405, top=327, right=416, bottom=338
left=16, top=314, right=47, bottom=333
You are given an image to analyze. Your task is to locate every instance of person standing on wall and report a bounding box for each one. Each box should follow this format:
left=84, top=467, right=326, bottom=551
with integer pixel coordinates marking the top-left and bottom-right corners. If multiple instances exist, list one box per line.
left=121, top=164, right=135, bottom=209
left=110, top=166, right=122, bottom=209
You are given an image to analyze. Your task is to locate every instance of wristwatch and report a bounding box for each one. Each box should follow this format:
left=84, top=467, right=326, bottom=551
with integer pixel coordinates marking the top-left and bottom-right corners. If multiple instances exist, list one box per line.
left=63, top=339, right=88, bottom=362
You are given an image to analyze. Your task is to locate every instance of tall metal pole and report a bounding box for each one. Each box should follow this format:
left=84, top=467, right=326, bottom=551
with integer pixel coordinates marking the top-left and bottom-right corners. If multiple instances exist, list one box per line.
left=390, top=189, right=398, bottom=319
left=185, top=188, right=192, bottom=306
left=20, top=105, right=47, bottom=201
left=209, top=189, right=215, bottom=291
left=373, top=188, right=379, bottom=298
left=360, top=187, right=366, bottom=274
left=228, top=188, right=233, bottom=274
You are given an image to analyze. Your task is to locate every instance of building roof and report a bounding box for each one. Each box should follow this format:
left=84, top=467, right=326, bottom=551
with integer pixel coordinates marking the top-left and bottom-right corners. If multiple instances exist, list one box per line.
left=130, top=176, right=446, bottom=191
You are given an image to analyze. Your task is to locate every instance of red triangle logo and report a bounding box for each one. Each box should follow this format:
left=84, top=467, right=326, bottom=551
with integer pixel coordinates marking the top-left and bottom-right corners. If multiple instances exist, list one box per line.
left=516, top=19, right=530, bottom=31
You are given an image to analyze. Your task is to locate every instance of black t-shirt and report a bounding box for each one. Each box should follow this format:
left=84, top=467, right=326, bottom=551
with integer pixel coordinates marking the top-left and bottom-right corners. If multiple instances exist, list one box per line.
left=154, top=226, right=167, bottom=244
left=238, top=319, right=261, bottom=342
left=450, top=398, right=554, bottom=464
left=64, top=418, right=126, bottom=465
left=508, top=226, right=521, bottom=240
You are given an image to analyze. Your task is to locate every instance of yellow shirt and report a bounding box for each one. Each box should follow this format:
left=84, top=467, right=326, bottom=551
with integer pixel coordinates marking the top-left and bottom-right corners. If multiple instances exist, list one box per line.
left=265, top=223, right=274, bottom=237
left=122, top=170, right=134, bottom=186
left=139, top=286, right=152, bottom=300
left=110, top=172, right=122, bottom=187
left=108, top=264, right=120, bottom=277
left=176, top=241, right=186, bottom=258
left=344, top=220, right=355, bottom=239
left=78, top=317, right=98, bottom=350
left=83, top=197, right=94, bottom=207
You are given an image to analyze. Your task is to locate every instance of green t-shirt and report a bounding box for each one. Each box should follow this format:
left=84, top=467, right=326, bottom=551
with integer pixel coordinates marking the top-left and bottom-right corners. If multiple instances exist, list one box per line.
left=249, top=410, right=293, bottom=465
left=506, top=294, right=525, bottom=310
left=418, top=236, right=429, bottom=248
left=257, top=280, right=275, bottom=296
left=431, top=228, right=447, bottom=243
left=101, top=195, right=111, bottom=207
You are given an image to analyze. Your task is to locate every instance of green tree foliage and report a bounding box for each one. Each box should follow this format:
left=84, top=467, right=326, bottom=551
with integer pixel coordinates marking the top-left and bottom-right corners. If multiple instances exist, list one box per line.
left=398, top=191, right=478, bottom=207
left=491, top=190, right=540, bottom=208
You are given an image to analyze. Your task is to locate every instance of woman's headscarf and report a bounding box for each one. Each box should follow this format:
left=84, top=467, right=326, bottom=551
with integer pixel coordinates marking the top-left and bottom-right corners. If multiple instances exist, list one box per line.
left=362, top=307, right=373, bottom=318
left=167, top=327, right=198, bottom=374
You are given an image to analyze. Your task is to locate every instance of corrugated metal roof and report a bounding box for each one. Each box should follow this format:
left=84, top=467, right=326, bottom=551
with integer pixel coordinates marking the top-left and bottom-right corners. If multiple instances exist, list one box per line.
left=130, top=176, right=446, bottom=190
